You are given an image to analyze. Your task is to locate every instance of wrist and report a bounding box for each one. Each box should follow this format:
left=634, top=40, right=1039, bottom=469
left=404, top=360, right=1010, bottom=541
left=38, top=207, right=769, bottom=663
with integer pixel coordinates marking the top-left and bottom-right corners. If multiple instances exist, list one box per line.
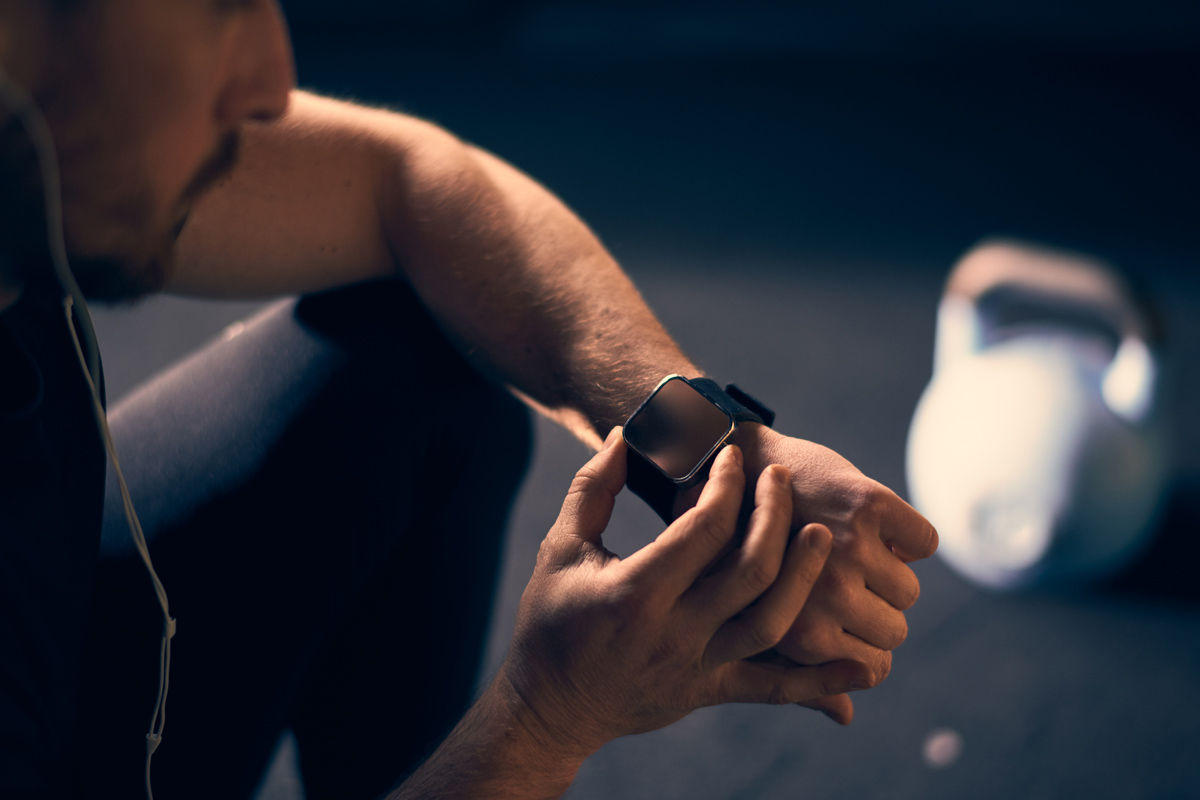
left=389, top=674, right=585, bottom=800
left=730, top=421, right=781, bottom=470
left=490, top=664, right=597, bottom=774
left=624, top=375, right=777, bottom=521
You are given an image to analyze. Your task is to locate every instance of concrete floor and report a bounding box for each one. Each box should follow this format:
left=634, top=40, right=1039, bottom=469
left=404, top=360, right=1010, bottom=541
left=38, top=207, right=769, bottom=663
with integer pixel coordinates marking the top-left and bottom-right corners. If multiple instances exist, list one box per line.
left=87, top=19, right=1200, bottom=800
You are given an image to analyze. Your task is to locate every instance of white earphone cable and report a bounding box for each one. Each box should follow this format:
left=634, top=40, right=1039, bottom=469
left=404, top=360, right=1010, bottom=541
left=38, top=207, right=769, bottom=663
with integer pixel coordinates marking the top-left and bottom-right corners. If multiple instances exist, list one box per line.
left=0, top=67, right=175, bottom=800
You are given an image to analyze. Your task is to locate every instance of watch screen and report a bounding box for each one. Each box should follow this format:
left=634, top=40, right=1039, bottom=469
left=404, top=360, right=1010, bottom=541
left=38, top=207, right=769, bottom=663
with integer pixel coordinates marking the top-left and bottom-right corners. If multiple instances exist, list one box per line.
left=625, top=377, right=735, bottom=481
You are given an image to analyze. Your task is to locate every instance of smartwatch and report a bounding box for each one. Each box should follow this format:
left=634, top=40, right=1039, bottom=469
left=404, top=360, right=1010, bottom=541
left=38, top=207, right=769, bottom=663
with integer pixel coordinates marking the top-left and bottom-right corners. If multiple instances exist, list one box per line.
left=623, top=374, right=775, bottom=522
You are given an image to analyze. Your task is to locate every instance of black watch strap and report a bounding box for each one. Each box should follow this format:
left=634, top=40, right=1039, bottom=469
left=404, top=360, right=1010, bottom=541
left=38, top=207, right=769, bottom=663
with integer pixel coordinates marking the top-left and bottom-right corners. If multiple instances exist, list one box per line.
left=626, top=447, right=680, bottom=522
left=689, top=378, right=776, bottom=428
left=625, top=377, right=775, bottom=523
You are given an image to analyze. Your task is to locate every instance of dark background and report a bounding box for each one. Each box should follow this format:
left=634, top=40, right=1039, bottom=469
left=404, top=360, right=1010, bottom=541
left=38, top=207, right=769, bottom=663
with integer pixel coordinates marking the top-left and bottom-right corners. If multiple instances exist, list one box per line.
left=89, top=2, right=1200, bottom=798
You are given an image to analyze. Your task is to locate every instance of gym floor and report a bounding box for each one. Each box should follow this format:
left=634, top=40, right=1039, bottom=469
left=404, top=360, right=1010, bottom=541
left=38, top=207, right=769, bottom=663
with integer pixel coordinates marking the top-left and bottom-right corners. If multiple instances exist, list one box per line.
left=89, top=5, right=1200, bottom=798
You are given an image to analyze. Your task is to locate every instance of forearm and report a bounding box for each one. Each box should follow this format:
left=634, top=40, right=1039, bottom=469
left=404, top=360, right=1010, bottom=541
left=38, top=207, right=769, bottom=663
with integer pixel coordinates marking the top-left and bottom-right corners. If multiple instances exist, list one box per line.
left=387, top=674, right=585, bottom=800
left=171, top=91, right=694, bottom=445
left=380, top=126, right=697, bottom=447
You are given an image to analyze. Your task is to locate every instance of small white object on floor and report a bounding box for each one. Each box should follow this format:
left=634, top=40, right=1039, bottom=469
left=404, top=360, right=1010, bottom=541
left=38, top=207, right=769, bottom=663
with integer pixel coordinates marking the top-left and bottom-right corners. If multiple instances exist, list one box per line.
left=922, top=728, right=964, bottom=770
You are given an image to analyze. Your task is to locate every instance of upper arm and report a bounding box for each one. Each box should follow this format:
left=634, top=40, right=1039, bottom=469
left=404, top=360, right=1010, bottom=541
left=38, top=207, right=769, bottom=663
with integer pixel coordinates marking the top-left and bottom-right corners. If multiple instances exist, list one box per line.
left=168, top=90, right=687, bottom=439
left=169, top=90, right=409, bottom=298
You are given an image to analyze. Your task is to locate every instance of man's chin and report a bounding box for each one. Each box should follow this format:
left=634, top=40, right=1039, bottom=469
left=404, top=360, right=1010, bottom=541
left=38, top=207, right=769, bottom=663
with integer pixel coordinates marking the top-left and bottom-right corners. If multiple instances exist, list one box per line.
left=71, top=249, right=173, bottom=305
left=69, top=205, right=191, bottom=303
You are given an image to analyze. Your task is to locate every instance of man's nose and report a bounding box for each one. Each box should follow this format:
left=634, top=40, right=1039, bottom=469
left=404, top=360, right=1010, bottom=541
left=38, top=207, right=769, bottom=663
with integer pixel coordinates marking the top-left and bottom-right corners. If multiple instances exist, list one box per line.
left=217, top=0, right=296, bottom=126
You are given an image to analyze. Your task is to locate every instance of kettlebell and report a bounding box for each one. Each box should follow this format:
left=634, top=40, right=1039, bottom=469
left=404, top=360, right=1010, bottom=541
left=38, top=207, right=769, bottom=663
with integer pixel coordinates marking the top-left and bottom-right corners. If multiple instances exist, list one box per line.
left=905, top=240, right=1169, bottom=590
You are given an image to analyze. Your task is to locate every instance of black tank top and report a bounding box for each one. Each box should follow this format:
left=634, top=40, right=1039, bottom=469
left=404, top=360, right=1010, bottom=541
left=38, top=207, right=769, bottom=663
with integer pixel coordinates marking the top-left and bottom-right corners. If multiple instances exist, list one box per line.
left=0, top=283, right=105, bottom=797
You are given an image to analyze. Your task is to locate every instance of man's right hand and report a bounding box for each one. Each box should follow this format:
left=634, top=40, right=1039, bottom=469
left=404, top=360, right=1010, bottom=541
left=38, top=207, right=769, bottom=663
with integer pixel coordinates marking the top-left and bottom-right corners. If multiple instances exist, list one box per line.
left=391, top=429, right=876, bottom=800
left=495, top=428, right=875, bottom=764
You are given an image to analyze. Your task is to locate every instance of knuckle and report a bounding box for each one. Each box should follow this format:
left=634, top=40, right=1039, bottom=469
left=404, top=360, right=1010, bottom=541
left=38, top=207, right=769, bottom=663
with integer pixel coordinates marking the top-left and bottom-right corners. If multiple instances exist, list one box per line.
left=738, top=556, right=777, bottom=598
left=741, top=622, right=782, bottom=658
left=852, top=530, right=881, bottom=563
left=535, top=536, right=554, bottom=563
left=868, top=650, right=893, bottom=685
left=819, top=674, right=842, bottom=697
left=779, top=623, right=831, bottom=663
left=689, top=508, right=732, bottom=550
left=534, top=535, right=563, bottom=570
left=846, top=482, right=900, bottom=543
left=856, top=481, right=894, bottom=520
left=766, top=681, right=794, bottom=706
left=567, top=469, right=599, bottom=497
left=817, top=566, right=855, bottom=604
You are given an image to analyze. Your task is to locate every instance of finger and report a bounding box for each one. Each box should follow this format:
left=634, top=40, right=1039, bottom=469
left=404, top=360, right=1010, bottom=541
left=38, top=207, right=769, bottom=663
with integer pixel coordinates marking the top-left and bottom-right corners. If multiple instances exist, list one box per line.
left=689, top=465, right=793, bottom=627
left=713, top=658, right=874, bottom=708
left=703, top=521, right=830, bottom=664
left=624, top=445, right=745, bottom=595
left=775, top=612, right=894, bottom=684
left=544, top=427, right=626, bottom=567
left=879, top=493, right=939, bottom=563
left=864, top=550, right=921, bottom=611
left=743, top=650, right=858, bottom=725
left=837, top=590, right=909, bottom=652
left=818, top=637, right=892, bottom=688
left=796, top=694, right=855, bottom=726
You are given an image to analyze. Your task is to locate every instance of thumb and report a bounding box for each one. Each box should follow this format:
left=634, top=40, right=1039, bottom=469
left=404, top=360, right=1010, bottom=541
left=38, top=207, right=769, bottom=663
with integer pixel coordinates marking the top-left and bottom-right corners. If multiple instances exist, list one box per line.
left=544, top=427, right=627, bottom=564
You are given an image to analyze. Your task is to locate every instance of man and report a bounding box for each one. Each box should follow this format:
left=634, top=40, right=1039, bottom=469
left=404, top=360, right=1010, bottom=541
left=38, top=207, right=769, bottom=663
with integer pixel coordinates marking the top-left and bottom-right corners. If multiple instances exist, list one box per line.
left=0, top=0, right=937, bottom=797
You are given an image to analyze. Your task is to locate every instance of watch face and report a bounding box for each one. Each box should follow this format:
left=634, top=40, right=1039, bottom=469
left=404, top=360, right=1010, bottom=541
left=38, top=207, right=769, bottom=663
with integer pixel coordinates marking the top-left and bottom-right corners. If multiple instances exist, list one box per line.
left=625, top=376, right=735, bottom=482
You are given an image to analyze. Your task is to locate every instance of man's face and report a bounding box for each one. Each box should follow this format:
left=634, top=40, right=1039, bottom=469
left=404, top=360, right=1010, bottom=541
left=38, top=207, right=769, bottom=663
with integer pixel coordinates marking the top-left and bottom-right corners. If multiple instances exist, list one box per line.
left=34, top=0, right=294, bottom=301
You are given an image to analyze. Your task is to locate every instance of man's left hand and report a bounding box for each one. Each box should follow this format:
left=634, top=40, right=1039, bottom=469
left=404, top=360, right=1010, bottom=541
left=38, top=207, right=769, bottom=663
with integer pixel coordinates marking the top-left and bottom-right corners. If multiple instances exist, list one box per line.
left=673, top=423, right=938, bottom=724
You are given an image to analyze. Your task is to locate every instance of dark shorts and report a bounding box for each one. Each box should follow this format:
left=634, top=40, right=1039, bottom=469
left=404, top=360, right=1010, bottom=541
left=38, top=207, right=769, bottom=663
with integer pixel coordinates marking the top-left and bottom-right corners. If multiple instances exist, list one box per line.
left=70, top=279, right=532, bottom=799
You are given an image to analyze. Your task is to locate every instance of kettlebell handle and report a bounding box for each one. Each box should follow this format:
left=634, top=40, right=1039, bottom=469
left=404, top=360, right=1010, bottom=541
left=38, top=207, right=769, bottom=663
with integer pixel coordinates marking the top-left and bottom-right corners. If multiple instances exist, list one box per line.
left=935, top=239, right=1157, bottom=424
left=945, top=239, right=1151, bottom=343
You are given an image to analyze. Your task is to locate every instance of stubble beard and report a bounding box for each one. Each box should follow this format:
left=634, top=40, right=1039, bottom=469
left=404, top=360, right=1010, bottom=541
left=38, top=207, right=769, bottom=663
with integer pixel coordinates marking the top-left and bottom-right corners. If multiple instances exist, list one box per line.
left=8, top=34, right=244, bottom=305
left=1, top=102, right=241, bottom=304
left=66, top=130, right=242, bottom=304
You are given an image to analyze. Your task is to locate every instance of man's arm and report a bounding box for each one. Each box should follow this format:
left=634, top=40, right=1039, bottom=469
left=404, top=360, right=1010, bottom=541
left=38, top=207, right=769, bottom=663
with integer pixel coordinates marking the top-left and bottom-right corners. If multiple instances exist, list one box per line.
left=174, top=90, right=691, bottom=445
left=174, top=90, right=937, bottom=719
